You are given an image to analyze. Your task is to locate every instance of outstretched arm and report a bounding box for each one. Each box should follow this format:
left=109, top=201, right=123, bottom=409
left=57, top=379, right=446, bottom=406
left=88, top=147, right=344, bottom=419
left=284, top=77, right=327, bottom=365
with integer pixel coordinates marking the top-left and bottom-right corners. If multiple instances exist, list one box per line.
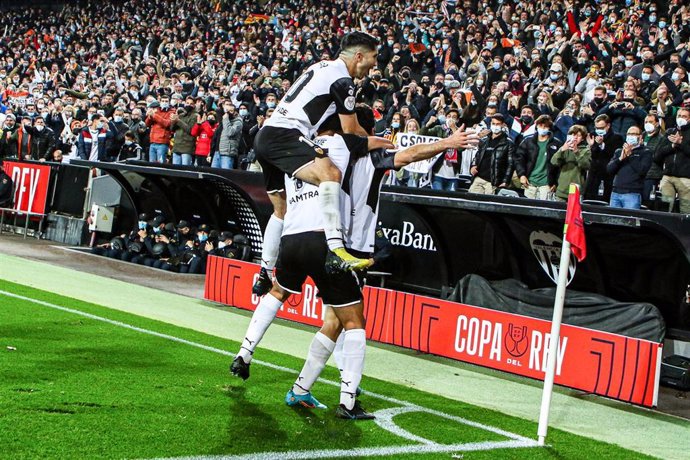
left=394, top=126, right=479, bottom=168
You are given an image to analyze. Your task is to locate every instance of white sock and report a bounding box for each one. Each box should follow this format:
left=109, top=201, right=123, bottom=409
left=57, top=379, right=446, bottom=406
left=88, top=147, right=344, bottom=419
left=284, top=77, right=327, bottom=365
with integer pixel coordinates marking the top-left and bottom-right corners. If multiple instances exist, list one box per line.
left=333, top=331, right=345, bottom=372
left=318, top=181, right=344, bottom=251
left=260, top=214, right=283, bottom=269
left=339, top=329, right=366, bottom=410
left=292, top=332, right=335, bottom=395
left=237, top=294, right=283, bottom=363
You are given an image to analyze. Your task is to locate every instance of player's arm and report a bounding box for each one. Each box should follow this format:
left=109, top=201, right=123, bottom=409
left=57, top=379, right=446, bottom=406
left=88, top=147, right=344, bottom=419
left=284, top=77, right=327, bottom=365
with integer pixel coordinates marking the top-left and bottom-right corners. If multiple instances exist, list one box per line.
left=393, top=126, right=479, bottom=169
left=367, top=136, right=395, bottom=151
left=331, top=77, right=367, bottom=136
left=339, top=113, right=368, bottom=136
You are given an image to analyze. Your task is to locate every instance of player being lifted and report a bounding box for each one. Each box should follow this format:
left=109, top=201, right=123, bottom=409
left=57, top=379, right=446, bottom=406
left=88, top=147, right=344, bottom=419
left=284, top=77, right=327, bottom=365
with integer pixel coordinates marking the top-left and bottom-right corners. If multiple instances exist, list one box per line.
left=251, top=31, right=393, bottom=297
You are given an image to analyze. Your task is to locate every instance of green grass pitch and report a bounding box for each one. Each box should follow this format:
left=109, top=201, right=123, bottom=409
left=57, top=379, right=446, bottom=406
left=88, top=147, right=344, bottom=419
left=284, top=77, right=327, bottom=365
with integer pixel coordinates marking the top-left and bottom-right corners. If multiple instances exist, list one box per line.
left=0, top=279, right=653, bottom=459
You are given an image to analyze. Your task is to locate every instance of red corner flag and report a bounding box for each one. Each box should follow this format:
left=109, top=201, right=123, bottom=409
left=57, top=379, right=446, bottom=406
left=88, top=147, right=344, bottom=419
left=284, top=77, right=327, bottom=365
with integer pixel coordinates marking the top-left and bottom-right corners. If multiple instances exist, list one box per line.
left=564, top=184, right=586, bottom=261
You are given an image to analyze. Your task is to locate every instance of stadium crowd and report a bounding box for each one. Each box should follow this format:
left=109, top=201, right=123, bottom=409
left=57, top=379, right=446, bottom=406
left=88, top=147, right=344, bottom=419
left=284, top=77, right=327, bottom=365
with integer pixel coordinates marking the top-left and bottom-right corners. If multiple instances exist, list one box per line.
left=0, top=0, right=690, bottom=211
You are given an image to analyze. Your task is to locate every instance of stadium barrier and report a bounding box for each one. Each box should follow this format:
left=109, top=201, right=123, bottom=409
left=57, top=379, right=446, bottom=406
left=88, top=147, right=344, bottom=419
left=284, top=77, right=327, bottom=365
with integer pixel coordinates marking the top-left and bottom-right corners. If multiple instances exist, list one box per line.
left=205, top=256, right=662, bottom=408
left=47, top=161, right=690, bottom=341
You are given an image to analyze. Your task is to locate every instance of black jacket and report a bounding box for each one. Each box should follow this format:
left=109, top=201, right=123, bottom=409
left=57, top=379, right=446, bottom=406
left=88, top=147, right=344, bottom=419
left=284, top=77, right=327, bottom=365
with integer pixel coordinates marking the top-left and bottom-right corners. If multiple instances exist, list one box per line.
left=471, top=132, right=515, bottom=186
left=606, top=145, right=653, bottom=193
left=27, top=127, right=57, bottom=160
left=0, top=170, right=13, bottom=207
left=590, top=130, right=624, bottom=166
left=515, top=134, right=562, bottom=186
left=654, top=124, right=690, bottom=179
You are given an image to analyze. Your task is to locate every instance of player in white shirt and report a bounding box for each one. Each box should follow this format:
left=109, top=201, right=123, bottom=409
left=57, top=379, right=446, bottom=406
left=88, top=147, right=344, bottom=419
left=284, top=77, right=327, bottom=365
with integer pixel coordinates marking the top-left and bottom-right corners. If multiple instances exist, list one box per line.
left=251, top=32, right=393, bottom=298
left=232, top=105, right=479, bottom=419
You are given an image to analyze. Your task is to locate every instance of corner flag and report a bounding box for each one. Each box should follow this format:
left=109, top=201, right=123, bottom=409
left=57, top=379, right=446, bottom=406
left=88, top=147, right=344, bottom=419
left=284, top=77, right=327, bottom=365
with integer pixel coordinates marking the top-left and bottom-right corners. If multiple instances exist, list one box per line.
left=564, top=184, right=586, bottom=261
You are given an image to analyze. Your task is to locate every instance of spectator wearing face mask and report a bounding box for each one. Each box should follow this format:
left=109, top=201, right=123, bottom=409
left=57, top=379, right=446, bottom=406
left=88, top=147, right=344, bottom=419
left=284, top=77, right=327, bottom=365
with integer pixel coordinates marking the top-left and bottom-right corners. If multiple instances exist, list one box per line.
left=642, top=113, right=671, bottom=202
left=27, top=117, right=57, bottom=161
left=106, top=108, right=129, bottom=161
left=584, top=114, right=625, bottom=201
left=516, top=115, right=562, bottom=200
left=191, top=112, right=218, bottom=167
left=655, top=108, right=690, bottom=213
left=551, top=125, right=592, bottom=202
left=0, top=114, right=18, bottom=159
left=145, top=98, right=173, bottom=163
left=606, top=125, right=652, bottom=209
left=117, top=131, right=143, bottom=162
left=169, top=97, right=197, bottom=166
left=211, top=101, right=242, bottom=169
left=469, top=114, right=515, bottom=195
left=77, top=116, right=114, bottom=162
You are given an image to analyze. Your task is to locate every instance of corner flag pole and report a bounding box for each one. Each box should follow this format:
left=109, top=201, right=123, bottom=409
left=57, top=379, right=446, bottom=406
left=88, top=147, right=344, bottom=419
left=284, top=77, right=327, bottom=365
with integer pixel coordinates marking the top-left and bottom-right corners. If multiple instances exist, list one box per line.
left=537, top=183, right=585, bottom=446
left=536, top=235, right=570, bottom=445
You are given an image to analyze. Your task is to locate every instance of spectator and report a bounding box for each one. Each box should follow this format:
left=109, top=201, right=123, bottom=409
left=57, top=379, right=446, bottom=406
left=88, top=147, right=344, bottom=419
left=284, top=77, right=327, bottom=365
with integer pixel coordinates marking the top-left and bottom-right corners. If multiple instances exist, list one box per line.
left=469, top=114, right=515, bottom=195
left=211, top=102, right=243, bottom=169
left=191, top=112, right=218, bottom=167
left=117, top=131, right=143, bottom=162
left=145, top=99, right=172, bottom=163
left=0, top=160, right=13, bottom=207
left=0, top=115, right=18, bottom=160
left=643, top=113, right=671, bottom=203
left=169, top=98, right=197, bottom=166
left=77, top=116, right=113, bottom=162
left=551, top=125, right=592, bottom=202
left=655, top=108, right=690, bottom=213
left=584, top=114, right=625, bottom=202
left=606, top=126, right=653, bottom=210
left=516, top=115, right=562, bottom=200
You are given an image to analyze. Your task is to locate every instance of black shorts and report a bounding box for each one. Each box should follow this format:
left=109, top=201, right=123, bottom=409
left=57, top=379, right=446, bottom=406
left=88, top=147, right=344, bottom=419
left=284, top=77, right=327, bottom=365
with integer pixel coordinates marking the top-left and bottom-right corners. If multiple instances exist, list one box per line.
left=253, top=126, right=326, bottom=193
left=275, top=232, right=362, bottom=307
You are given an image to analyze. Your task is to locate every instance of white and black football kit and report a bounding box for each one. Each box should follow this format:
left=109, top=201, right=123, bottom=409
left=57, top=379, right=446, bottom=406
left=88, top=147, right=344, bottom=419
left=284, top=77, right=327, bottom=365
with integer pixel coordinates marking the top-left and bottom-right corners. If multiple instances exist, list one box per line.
left=253, top=59, right=357, bottom=193
left=274, top=133, right=373, bottom=306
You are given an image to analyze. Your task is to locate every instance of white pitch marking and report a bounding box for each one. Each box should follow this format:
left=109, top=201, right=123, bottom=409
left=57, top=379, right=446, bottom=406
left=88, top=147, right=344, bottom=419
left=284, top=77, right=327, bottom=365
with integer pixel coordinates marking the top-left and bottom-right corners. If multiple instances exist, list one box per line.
left=153, top=439, right=538, bottom=460
left=373, top=406, right=437, bottom=445
left=0, top=290, right=541, bottom=459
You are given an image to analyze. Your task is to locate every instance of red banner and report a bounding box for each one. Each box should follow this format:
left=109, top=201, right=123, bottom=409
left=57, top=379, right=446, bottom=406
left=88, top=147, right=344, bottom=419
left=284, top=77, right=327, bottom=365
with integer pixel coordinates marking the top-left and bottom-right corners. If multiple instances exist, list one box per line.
left=205, top=257, right=661, bottom=407
left=3, top=161, right=51, bottom=214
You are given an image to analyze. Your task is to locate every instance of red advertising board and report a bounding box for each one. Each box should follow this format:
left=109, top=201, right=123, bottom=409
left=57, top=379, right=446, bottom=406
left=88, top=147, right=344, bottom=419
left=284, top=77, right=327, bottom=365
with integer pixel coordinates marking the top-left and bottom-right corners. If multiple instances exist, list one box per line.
left=205, top=256, right=661, bottom=407
left=3, top=161, right=51, bottom=214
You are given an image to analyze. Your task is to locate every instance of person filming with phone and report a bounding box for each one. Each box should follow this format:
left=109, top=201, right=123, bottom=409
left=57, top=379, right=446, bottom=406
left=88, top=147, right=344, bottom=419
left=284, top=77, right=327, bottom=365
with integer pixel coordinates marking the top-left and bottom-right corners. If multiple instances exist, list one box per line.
left=550, top=125, right=592, bottom=202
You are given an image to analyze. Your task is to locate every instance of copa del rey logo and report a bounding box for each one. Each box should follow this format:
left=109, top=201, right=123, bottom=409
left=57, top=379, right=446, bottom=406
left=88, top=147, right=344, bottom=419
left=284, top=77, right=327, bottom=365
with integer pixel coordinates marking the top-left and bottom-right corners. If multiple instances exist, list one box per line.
left=454, top=315, right=568, bottom=375
left=380, top=221, right=437, bottom=251
left=529, top=231, right=577, bottom=285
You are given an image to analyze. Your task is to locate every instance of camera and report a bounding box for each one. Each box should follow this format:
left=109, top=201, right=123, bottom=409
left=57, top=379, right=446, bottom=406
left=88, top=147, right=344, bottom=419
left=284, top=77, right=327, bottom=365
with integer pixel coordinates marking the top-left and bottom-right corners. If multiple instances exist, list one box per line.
left=667, top=128, right=678, bottom=136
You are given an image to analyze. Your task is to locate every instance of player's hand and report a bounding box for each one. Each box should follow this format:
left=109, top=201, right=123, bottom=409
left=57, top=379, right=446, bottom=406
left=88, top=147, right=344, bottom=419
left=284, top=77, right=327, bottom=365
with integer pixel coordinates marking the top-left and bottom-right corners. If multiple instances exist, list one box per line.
left=447, top=125, right=479, bottom=149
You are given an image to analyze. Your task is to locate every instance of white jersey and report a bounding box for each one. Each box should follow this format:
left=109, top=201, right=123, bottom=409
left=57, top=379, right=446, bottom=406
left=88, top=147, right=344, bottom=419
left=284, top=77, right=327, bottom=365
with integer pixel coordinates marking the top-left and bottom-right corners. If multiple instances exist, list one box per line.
left=282, top=132, right=395, bottom=255
left=264, top=59, right=356, bottom=138
left=342, top=148, right=395, bottom=253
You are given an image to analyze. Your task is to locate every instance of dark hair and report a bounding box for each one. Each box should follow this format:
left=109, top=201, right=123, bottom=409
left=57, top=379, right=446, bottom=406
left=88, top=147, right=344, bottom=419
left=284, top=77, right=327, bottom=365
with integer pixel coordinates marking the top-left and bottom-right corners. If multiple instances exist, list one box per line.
left=595, top=114, right=610, bottom=125
left=319, top=113, right=342, bottom=133
left=355, top=103, right=375, bottom=134
left=535, top=114, right=553, bottom=128
left=124, top=130, right=136, bottom=139
left=492, top=113, right=506, bottom=123
left=341, top=32, right=379, bottom=52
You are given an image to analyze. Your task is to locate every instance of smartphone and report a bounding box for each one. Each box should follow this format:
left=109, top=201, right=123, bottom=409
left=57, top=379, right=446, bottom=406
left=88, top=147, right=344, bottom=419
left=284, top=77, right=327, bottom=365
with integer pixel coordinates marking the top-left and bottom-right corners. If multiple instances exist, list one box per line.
left=566, top=134, right=574, bottom=144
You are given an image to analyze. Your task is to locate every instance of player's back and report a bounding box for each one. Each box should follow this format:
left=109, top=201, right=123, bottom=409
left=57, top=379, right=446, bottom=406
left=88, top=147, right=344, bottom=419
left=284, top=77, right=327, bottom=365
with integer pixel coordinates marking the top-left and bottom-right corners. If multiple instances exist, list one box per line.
left=264, top=59, right=356, bottom=139
left=343, top=149, right=395, bottom=253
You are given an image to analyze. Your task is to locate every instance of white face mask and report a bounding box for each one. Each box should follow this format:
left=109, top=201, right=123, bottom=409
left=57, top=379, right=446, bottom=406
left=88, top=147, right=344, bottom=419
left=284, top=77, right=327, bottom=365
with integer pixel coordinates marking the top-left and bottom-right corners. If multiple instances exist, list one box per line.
left=677, top=117, right=689, bottom=128
left=218, top=242, right=226, bottom=249
left=490, top=125, right=502, bottom=134
left=35, top=125, right=45, bottom=132
left=626, top=135, right=639, bottom=146
left=644, top=122, right=656, bottom=134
